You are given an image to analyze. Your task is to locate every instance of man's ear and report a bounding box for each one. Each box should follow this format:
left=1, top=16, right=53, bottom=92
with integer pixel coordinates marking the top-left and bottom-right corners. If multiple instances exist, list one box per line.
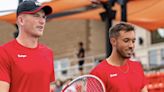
left=110, top=37, right=116, bottom=46
left=17, top=15, right=24, bottom=26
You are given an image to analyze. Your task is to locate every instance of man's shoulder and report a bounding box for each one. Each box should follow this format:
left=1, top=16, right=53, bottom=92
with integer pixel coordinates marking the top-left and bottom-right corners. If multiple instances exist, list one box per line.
left=0, top=46, right=4, bottom=54
left=0, top=40, right=16, bottom=54
left=39, top=44, right=51, bottom=50
left=90, top=60, right=109, bottom=80
left=38, top=43, right=53, bottom=53
left=128, top=59, right=141, bottom=65
left=1, top=40, right=15, bottom=48
left=91, top=60, right=108, bottom=72
left=128, top=59, right=143, bottom=69
left=0, top=46, right=9, bottom=59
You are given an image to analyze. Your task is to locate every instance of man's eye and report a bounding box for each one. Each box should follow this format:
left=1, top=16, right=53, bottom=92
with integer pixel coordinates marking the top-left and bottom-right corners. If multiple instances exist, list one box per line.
left=132, top=40, right=136, bottom=43
left=123, top=39, right=129, bottom=42
left=42, top=16, right=47, bottom=19
left=33, top=14, right=46, bottom=19
left=33, top=14, right=40, bottom=17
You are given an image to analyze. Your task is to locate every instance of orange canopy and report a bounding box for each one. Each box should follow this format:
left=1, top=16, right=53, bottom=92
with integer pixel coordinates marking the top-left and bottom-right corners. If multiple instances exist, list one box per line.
left=0, top=0, right=92, bottom=24
left=0, top=0, right=164, bottom=31
left=52, top=0, right=164, bottom=31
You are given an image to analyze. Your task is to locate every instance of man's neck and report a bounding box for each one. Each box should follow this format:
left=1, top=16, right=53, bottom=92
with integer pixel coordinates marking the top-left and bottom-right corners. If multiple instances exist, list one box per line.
left=16, top=35, right=39, bottom=48
left=106, top=53, right=128, bottom=66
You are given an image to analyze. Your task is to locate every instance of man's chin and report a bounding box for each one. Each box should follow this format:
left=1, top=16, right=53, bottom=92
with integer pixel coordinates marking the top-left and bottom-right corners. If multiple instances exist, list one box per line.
left=124, top=55, right=131, bottom=59
left=32, top=34, right=43, bottom=38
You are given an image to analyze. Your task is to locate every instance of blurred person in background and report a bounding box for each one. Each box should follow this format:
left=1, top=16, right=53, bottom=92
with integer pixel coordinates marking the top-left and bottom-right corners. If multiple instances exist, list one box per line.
left=54, top=79, right=63, bottom=92
left=77, top=42, right=85, bottom=75
left=0, top=1, right=55, bottom=92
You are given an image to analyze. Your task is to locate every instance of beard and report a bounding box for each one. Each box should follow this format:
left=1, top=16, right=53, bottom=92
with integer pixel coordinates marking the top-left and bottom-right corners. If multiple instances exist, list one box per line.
left=116, top=48, right=132, bottom=59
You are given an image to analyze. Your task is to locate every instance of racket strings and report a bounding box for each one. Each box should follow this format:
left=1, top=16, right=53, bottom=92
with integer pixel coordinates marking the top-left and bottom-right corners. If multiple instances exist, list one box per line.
left=73, top=79, right=86, bottom=92
left=62, top=75, right=105, bottom=92
left=86, top=78, right=103, bottom=92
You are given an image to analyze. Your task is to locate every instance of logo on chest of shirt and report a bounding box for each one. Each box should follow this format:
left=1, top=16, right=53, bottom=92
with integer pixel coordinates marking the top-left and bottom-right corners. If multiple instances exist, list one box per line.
left=110, top=73, right=118, bottom=78
left=17, top=54, right=27, bottom=58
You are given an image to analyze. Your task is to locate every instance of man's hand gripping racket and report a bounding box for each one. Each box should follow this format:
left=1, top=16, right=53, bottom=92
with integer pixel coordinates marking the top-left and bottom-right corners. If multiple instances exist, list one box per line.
left=62, top=74, right=106, bottom=92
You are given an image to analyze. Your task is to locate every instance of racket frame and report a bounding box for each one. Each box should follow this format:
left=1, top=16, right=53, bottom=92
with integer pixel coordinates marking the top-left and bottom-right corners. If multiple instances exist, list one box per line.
left=62, top=74, right=106, bottom=92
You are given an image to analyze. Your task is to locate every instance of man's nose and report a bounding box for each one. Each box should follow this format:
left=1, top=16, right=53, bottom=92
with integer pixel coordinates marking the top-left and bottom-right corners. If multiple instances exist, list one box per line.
left=128, top=41, right=134, bottom=48
left=39, top=18, right=46, bottom=25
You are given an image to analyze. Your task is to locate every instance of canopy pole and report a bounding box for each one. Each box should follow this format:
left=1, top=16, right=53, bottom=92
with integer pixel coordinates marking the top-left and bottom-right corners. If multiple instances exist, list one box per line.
left=120, top=0, right=127, bottom=22
left=102, top=0, right=127, bottom=57
left=101, top=2, right=113, bottom=57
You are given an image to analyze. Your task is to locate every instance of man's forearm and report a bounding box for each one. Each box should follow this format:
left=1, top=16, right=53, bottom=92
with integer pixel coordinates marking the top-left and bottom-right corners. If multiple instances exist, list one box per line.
left=141, top=86, right=148, bottom=92
left=0, top=81, right=10, bottom=92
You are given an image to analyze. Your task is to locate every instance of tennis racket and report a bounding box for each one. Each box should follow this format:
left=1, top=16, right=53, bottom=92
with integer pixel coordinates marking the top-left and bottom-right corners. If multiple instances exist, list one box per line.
left=61, top=74, right=106, bottom=92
